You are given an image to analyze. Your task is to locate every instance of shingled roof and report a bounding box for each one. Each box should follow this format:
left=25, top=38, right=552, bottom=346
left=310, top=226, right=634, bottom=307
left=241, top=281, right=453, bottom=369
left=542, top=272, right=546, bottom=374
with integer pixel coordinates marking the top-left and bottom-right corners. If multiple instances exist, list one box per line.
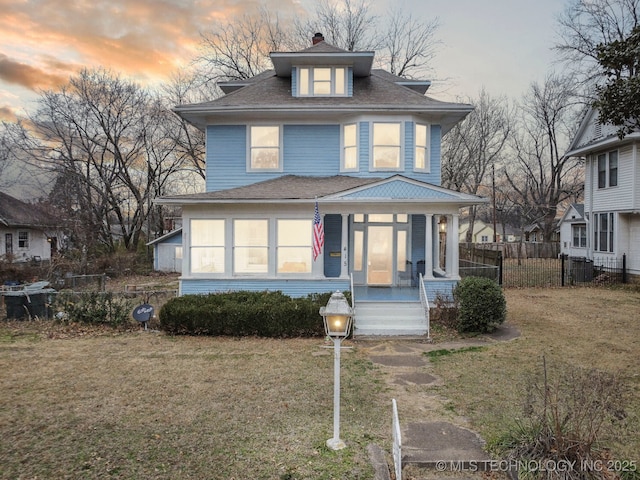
left=159, top=175, right=382, bottom=202
left=0, top=192, right=60, bottom=228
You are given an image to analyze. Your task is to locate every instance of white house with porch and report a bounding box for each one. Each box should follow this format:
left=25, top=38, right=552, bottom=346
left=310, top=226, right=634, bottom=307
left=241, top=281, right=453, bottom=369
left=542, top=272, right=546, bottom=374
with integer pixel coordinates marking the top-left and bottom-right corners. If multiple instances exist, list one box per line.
left=157, top=34, right=485, bottom=335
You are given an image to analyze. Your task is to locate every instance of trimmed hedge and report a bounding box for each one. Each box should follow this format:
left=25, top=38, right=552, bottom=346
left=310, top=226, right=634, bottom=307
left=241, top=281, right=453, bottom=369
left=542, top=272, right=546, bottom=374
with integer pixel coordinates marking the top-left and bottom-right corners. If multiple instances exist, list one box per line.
left=453, top=276, right=506, bottom=333
left=159, top=290, right=348, bottom=337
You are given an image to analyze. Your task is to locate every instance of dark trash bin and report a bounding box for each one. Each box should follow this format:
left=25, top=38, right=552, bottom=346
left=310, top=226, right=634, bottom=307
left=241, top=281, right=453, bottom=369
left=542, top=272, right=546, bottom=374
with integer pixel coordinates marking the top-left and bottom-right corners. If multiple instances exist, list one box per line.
left=3, top=282, right=56, bottom=320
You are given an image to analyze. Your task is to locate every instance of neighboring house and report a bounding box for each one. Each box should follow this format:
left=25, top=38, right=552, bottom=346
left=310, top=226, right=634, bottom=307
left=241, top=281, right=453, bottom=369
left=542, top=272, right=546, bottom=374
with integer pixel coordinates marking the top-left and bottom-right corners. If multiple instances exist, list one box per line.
left=148, top=228, right=183, bottom=273
left=558, top=203, right=587, bottom=258
left=565, top=108, right=640, bottom=279
left=459, top=219, right=496, bottom=243
left=157, top=34, right=486, bottom=335
left=524, top=223, right=559, bottom=243
left=0, top=192, right=61, bottom=262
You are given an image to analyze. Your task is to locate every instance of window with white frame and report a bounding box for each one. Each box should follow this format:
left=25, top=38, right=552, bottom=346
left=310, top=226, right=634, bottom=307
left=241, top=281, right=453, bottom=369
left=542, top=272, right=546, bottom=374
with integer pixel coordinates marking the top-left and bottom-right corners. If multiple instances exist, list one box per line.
left=597, top=150, right=618, bottom=188
left=298, top=67, right=346, bottom=96
left=249, top=126, right=281, bottom=170
left=372, top=122, right=401, bottom=170
left=277, top=220, right=312, bottom=273
left=342, top=123, right=358, bottom=171
left=594, top=213, right=614, bottom=253
left=414, top=123, right=430, bottom=171
left=572, top=225, right=586, bottom=248
left=18, top=231, right=29, bottom=249
left=234, top=219, right=268, bottom=273
left=190, top=219, right=225, bottom=273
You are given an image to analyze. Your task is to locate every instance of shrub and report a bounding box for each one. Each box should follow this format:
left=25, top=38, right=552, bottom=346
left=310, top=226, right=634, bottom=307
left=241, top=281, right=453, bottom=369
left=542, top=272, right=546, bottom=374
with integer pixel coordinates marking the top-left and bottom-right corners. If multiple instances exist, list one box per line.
left=159, top=290, right=351, bottom=337
left=453, top=276, right=506, bottom=333
left=54, top=291, right=135, bottom=327
left=493, top=358, right=631, bottom=479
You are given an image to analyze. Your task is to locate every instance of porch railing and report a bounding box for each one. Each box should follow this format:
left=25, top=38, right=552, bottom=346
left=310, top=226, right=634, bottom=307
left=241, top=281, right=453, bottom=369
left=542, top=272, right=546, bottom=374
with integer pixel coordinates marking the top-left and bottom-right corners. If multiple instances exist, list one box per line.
left=418, top=273, right=430, bottom=340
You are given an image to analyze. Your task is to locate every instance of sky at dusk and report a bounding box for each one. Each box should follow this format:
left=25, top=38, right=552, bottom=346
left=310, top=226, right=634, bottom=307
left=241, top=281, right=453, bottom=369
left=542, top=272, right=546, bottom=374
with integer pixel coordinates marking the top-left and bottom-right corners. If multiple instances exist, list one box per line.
left=0, top=0, right=565, bottom=122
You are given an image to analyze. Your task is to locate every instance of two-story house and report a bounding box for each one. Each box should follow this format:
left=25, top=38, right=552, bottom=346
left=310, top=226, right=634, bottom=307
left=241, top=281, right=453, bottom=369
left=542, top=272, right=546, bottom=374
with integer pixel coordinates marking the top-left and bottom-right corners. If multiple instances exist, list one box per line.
left=565, top=108, right=640, bottom=280
left=158, top=34, right=486, bottom=335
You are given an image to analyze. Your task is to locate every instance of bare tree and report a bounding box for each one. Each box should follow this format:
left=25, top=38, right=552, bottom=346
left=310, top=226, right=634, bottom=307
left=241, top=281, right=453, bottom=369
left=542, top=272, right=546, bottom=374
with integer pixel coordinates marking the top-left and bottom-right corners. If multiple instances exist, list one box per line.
left=555, top=0, right=640, bottom=95
left=10, top=68, right=189, bottom=253
left=378, top=9, right=440, bottom=78
left=504, top=74, right=584, bottom=242
left=197, top=6, right=293, bottom=83
left=441, top=88, right=512, bottom=243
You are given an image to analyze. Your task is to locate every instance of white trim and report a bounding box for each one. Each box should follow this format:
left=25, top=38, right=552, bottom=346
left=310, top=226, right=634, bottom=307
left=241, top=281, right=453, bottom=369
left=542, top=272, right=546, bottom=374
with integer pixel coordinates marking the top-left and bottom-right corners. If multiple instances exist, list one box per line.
left=247, top=124, right=284, bottom=173
left=413, top=122, right=431, bottom=173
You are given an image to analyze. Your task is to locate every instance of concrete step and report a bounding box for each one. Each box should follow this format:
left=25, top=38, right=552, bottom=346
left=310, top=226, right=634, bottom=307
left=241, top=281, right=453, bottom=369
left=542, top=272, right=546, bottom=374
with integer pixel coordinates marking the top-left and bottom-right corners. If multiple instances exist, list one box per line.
left=354, top=301, right=428, bottom=336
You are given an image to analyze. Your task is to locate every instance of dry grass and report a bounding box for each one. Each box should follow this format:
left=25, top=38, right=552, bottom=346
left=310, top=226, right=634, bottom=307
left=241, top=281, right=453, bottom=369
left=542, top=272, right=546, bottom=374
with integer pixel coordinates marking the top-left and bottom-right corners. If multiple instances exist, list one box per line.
left=0, top=331, right=390, bottom=479
left=2, top=284, right=639, bottom=479
left=428, top=286, right=640, bottom=462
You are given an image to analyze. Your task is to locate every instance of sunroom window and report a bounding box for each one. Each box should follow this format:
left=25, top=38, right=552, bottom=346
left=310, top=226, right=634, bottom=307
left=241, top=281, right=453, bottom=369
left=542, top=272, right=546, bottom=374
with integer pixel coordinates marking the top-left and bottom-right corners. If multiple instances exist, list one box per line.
left=277, top=220, right=312, bottom=273
left=234, top=219, right=268, bottom=273
left=190, top=219, right=225, bottom=273
left=249, top=126, right=280, bottom=170
left=298, top=67, right=347, bottom=96
left=372, top=122, right=401, bottom=170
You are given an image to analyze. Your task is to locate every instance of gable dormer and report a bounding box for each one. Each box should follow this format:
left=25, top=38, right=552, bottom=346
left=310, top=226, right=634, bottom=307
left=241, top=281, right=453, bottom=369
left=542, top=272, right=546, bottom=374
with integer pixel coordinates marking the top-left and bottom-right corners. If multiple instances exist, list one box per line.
left=269, top=33, right=374, bottom=98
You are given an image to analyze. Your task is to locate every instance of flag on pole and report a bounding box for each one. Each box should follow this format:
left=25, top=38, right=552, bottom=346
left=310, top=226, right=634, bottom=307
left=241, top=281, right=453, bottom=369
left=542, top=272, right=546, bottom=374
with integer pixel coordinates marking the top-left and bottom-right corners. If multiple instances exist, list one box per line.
left=312, top=200, right=324, bottom=261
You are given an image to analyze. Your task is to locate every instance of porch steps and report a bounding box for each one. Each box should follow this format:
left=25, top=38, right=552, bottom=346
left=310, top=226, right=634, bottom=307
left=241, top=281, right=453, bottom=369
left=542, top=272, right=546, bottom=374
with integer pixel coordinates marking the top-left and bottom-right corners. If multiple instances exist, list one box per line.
left=353, top=301, right=427, bottom=336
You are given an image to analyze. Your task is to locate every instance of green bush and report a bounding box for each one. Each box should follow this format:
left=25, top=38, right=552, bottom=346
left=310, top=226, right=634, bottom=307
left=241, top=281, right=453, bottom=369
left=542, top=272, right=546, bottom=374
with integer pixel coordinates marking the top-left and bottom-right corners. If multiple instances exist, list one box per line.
left=159, top=290, right=351, bottom=337
left=54, top=291, right=134, bottom=327
left=453, top=276, right=506, bottom=333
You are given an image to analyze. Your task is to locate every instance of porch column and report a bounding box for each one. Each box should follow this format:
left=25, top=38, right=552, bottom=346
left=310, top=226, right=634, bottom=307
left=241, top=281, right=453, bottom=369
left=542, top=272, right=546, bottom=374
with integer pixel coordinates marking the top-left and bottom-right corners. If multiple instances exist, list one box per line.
left=447, top=215, right=460, bottom=278
left=340, top=214, right=349, bottom=278
left=424, top=214, right=434, bottom=278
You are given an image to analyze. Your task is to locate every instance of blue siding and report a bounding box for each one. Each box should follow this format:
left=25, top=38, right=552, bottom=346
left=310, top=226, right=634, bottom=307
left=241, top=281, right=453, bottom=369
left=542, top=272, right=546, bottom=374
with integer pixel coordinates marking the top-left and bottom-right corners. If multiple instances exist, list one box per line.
left=323, top=214, right=342, bottom=277
left=411, top=215, right=426, bottom=266
left=205, top=122, right=444, bottom=191
left=422, top=279, right=457, bottom=302
left=181, top=278, right=350, bottom=298
left=206, top=125, right=246, bottom=192
left=430, top=125, right=442, bottom=185
left=283, top=125, right=339, bottom=175
left=292, top=66, right=298, bottom=96
left=405, top=121, right=415, bottom=170
left=358, top=121, right=369, bottom=171
left=347, top=67, right=353, bottom=96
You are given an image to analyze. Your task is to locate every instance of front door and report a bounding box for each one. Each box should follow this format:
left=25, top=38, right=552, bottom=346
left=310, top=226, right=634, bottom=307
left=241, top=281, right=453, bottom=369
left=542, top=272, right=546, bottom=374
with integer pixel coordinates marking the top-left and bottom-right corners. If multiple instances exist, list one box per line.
left=367, top=225, right=393, bottom=285
left=351, top=214, right=410, bottom=286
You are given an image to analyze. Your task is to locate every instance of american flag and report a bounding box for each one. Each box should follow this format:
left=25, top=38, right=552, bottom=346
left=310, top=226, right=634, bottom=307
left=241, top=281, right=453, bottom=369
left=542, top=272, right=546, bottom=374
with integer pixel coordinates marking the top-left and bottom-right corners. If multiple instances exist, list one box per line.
left=312, top=200, right=324, bottom=261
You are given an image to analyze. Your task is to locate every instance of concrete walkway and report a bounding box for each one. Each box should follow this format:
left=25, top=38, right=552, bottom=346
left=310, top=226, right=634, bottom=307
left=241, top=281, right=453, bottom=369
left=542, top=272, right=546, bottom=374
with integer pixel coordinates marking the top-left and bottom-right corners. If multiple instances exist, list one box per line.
left=359, top=324, right=520, bottom=480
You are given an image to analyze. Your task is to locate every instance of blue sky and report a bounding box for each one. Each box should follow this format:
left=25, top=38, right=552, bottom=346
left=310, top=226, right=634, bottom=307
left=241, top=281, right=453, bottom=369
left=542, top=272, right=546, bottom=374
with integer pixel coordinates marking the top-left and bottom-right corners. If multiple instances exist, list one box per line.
left=0, top=0, right=566, bottom=120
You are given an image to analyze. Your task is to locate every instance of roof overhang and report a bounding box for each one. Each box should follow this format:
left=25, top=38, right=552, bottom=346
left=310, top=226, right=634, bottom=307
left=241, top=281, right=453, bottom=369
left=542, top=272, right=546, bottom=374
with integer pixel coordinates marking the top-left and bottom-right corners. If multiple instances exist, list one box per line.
left=565, top=132, right=640, bottom=157
left=270, top=51, right=375, bottom=77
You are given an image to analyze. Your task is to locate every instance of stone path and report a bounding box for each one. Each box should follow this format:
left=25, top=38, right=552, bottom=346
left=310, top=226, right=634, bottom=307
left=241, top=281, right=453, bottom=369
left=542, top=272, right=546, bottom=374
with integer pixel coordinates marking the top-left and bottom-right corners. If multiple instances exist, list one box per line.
left=359, top=324, right=520, bottom=480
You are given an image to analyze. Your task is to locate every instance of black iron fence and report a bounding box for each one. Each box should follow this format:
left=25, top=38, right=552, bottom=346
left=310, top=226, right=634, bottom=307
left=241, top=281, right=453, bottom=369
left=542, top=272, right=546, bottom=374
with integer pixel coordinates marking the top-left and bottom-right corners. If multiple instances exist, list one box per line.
left=459, top=244, right=628, bottom=288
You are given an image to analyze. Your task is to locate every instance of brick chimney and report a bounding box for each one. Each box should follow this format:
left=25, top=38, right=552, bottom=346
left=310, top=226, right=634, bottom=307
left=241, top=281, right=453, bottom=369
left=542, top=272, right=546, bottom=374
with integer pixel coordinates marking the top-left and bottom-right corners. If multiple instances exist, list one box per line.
left=312, top=32, right=324, bottom=45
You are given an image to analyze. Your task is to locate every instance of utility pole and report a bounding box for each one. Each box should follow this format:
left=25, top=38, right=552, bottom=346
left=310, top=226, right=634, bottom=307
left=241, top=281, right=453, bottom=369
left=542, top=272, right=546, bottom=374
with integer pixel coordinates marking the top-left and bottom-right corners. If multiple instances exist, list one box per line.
left=492, top=163, right=497, bottom=243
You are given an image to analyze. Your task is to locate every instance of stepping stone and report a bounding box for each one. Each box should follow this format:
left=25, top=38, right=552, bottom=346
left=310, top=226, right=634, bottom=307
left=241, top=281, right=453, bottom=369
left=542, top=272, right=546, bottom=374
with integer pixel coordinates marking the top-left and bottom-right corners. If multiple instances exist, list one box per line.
left=394, top=372, right=437, bottom=385
left=402, top=421, right=490, bottom=466
left=369, top=355, right=427, bottom=367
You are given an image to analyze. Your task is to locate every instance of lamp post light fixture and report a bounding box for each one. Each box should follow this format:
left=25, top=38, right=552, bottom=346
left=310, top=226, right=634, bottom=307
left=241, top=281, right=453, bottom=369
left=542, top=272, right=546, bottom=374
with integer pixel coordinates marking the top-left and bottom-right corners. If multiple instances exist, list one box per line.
left=319, top=291, right=353, bottom=451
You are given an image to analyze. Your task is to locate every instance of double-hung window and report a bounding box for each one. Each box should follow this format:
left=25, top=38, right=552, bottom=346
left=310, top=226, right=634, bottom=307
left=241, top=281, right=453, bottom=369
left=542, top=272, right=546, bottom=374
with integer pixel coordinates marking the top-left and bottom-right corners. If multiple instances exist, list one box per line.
left=572, top=225, right=586, bottom=248
left=597, top=150, right=618, bottom=188
left=234, top=220, right=268, bottom=273
left=18, top=231, right=29, bottom=249
left=342, top=123, right=358, bottom=171
left=298, top=67, right=346, bottom=96
left=414, top=123, right=430, bottom=171
left=372, top=122, right=401, bottom=170
left=249, top=126, right=281, bottom=171
left=594, top=213, right=614, bottom=253
left=277, top=220, right=312, bottom=273
left=190, top=219, right=225, bottom=273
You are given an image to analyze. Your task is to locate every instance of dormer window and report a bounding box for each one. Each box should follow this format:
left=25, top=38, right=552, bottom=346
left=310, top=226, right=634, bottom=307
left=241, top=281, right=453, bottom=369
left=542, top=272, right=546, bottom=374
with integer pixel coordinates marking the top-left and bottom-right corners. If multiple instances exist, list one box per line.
left=298, top=67, right=347, bottom=96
